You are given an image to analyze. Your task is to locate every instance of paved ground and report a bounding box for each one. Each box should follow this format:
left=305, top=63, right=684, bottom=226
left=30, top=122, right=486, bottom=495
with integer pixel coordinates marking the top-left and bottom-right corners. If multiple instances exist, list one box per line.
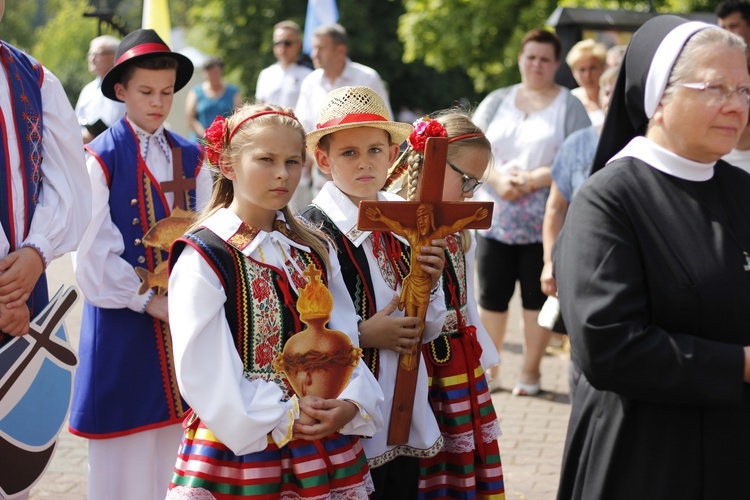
left=27, top=254, right=572, bottom=499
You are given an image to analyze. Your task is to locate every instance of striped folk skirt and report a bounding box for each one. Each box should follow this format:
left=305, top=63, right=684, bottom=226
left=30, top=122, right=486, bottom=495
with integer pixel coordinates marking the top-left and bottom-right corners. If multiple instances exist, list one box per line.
left=167, top=413, right=373, bottom=499
left=419, top=331, right=505, bottom=499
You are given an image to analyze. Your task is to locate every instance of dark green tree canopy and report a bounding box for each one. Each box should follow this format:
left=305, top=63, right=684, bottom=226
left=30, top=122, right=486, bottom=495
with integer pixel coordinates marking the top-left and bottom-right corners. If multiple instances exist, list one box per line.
left=4, top=0, right=723, bottom=114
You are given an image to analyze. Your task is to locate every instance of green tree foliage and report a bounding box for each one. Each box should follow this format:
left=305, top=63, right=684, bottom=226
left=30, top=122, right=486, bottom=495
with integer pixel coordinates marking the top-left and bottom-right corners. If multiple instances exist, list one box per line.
left=337, top=0, right=480, bottom=113
left=399, top=0, right=725, bottom=94
left=184, top=0, right=479, bottom=118
left=11, top=0, right=725, bottom=117
left=24, top=0, right=184, bottom=106
left=32, top=0, right=102, bottom=104
left=184, top=0, right=303, bottom=94
left=2, top=0, right=40, bottom=50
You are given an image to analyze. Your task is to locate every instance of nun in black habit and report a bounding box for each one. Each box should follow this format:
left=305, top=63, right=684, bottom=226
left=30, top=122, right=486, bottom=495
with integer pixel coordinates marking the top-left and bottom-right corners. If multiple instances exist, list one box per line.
left=554, top=15, right=750, bottom=499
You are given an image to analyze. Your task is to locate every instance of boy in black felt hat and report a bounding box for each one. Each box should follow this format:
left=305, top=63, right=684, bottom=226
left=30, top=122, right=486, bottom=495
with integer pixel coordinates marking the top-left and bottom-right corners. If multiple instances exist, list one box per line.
left=69, top=29, right=213, bottom=500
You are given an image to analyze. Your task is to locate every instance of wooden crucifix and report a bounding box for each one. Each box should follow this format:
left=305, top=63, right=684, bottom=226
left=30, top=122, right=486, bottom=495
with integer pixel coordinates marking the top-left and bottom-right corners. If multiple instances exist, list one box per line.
left=357, top=137, right=492, bottom=445
left=160, top=147, right=196, bottom=210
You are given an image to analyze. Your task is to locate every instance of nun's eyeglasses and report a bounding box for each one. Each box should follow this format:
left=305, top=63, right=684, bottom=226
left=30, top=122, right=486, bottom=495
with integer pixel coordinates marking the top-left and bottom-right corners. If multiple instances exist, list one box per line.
left=447, top=161, right=483, bottom=193
left=677, top=82, right=750, bottom=106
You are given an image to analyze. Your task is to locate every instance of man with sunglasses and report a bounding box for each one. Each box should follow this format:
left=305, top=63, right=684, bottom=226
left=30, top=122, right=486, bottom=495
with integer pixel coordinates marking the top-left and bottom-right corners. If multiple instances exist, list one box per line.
left=255, top=20, right=312, bottom=109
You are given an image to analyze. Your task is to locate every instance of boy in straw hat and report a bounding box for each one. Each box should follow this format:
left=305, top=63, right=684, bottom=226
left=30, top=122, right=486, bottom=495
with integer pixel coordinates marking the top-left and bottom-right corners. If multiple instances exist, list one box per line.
left=69, top=28, right=213, bottom=500
left=301, top=85, right=446, bottom=499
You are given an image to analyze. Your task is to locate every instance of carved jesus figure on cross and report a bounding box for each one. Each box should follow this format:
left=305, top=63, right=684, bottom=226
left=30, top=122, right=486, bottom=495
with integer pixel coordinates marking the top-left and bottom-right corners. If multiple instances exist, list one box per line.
left=364, top=203, right=487, bottom=370
left=358, top=136, right=491, bottom=445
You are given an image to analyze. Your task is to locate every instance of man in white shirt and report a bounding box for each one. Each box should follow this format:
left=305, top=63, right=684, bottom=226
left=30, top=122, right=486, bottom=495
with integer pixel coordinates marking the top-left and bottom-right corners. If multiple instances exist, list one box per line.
left=294, top=23, right=394, bottom=206
left=75, top=35, right=126, bottom=143
left=295, top=23, right=393, bottom=132
left=255, top=20, right=312, bottom=109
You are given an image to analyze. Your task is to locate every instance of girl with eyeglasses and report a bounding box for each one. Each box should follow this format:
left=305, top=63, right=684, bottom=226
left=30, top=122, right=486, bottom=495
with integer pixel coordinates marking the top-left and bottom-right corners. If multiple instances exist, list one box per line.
left=387, top=110, right=505, bottom=500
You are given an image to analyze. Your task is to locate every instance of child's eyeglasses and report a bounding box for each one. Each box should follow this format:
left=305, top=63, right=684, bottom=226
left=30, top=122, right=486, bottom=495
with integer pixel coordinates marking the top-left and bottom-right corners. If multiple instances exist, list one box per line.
left=447, top=161, right=483, bottom=193
left=273, top=40, right=295, bottom=47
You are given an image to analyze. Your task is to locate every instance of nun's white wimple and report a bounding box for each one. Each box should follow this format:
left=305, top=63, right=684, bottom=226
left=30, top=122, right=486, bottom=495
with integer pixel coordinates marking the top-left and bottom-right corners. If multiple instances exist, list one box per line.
left=644, top=21, right=717, bottom=119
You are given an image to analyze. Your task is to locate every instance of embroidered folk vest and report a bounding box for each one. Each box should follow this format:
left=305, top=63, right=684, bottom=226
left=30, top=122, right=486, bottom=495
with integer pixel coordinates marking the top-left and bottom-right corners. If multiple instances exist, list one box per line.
left=171, top=222, right=327, bottom=400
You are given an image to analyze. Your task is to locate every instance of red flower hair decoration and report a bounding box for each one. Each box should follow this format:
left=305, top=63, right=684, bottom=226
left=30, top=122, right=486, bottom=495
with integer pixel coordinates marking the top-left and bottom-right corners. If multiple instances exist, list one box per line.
left=408, top=117, right=447, bottom=153
left=203, top=115, right=228, bottom=166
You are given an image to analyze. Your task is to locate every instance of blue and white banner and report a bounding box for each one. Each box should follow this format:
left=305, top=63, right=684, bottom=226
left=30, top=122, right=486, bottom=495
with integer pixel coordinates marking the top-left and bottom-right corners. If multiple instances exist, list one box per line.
left=302, top=0, right=339, bottom=55
left=0, top=287, right=79, bottom=499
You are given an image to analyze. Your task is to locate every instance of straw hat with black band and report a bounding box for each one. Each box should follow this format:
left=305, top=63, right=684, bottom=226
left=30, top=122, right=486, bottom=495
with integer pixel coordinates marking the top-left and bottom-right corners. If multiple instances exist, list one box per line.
left=306, top=86, right=413, bottom=156
left=101, top=29, right=193, bottom=102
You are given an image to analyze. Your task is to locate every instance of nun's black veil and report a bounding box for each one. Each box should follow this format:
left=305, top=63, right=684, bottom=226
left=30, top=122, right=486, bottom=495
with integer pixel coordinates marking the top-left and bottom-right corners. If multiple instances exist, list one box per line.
left=590, top=15, right=692, bottom=174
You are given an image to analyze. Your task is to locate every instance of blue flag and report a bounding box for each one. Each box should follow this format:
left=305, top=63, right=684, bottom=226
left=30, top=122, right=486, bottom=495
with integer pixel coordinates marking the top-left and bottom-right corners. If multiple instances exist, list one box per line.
left=302, top=0, right=339, bottom=55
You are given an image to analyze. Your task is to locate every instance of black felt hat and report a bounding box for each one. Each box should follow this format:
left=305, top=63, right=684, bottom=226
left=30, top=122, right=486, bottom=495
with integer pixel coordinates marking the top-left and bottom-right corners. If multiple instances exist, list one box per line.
left=101, top=29, right=193, bottom=102
left=591, top=15, right=714, bottom=174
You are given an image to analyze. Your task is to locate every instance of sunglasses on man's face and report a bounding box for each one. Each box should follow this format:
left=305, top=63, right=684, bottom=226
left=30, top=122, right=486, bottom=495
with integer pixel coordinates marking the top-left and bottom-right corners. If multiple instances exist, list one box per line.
left=274, top=40, right=295, bottom=47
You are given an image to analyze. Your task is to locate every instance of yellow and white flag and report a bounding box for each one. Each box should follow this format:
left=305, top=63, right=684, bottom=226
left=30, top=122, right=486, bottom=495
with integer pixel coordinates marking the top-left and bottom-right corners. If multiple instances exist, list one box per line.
left=142, top=0, right=171, bottom=46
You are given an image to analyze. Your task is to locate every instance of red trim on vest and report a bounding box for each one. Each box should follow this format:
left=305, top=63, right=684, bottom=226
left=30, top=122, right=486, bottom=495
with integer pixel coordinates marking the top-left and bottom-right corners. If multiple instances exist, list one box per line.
left=0, top=106, right=14, bottom=248
left=175, top=235, right=226, bottom=290
left=69, top=416, right=182, bottom=440
left=5, top=65, right=28, bottom=241
left=85, top=145, right=111, bottom=187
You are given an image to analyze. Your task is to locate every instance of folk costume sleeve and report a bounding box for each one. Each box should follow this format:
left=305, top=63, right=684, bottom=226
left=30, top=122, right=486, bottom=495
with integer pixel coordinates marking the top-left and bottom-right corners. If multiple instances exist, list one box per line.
left=169, top=245, right=302, bottom=455
left=74, top=154, right=153, bottom=312
left=19, top=68, right=90, bottom=264
left=74, top=130, right=210, bottom=312
left=169, top=210, right=383, bottom=455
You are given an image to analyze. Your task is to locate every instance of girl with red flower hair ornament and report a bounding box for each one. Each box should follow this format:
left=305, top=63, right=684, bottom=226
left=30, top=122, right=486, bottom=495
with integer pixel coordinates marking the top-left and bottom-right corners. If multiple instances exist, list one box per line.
left=389, top=111, right=505, bottom=499
left=166, top=102, right=384, bottom=499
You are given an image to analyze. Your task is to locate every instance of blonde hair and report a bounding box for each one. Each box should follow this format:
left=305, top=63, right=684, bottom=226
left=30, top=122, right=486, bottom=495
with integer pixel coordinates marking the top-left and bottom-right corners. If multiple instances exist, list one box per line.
left=196, top=102, right=331, bottom=267
left=399, top=109, right=492, bottom=251
left=565, top=39, right=607, bottom=68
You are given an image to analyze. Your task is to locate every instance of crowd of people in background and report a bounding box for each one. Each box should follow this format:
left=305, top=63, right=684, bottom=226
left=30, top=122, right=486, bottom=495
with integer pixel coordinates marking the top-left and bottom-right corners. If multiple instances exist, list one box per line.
left=3, top=0, right=750, bottom=499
